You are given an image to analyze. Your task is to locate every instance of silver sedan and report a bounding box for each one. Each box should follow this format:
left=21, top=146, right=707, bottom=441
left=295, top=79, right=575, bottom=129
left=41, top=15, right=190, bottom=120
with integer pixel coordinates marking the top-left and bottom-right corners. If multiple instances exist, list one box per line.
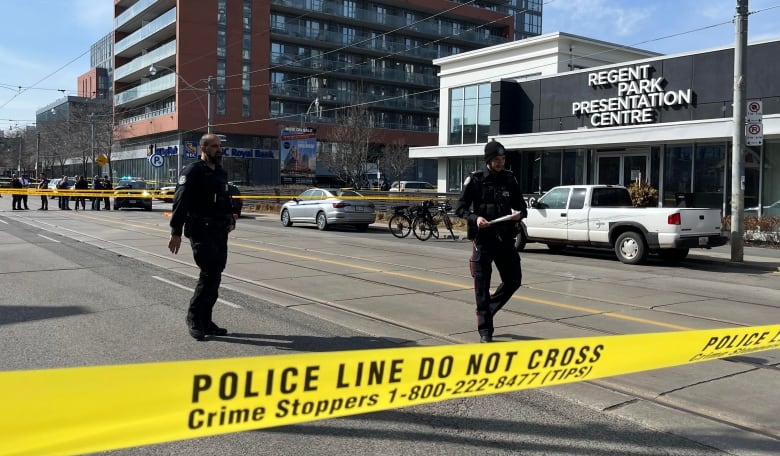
left=280, top=188, right=376, bottom=231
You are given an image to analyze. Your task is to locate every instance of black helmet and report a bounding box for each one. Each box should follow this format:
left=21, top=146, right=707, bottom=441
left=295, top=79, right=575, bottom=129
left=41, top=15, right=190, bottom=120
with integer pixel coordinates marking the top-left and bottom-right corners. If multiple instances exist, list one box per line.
left=484, top=140, right=506, bottom=162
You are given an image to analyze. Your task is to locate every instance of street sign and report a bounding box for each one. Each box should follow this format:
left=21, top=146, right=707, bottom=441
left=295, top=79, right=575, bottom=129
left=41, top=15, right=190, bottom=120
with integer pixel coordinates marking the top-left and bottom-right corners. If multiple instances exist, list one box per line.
left=96, top=154, right=108, bottom=167
left=746, top=121, right=763, bottom=146
left=149, top=154, right=165, bottom=168
left=746, top=99, right=762, bottom=121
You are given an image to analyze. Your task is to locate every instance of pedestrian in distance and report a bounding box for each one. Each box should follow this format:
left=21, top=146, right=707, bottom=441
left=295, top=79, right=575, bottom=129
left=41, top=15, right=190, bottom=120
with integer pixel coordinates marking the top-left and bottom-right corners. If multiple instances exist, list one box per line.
left=73, top=175, right=88, bottom=210
left=20, top=175, right=30, bottom=209
left=38, top=173, right=49, bottom=210
left=102, top=175, right=112, bottom=210
left=168, top=133, right=236, bottom=341
left=91, top=175, right=102, bottom=210
left=57, top=176, right=71, bottom=210
left=10, top=174, right=22, bottom=210
left=455, top=140, right=527, bottom=343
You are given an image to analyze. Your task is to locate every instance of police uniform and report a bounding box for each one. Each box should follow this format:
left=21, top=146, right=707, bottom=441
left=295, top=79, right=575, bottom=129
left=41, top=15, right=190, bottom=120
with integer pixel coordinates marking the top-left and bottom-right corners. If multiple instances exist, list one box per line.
left=170, top=160, right=235, bottom=339
left=456, top=140, right=527, bottom=343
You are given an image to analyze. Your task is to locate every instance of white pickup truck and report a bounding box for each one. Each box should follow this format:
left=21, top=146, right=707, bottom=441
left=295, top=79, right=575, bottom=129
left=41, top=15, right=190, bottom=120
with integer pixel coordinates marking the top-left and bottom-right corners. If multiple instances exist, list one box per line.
left=515, top=185, right=727, bottom=264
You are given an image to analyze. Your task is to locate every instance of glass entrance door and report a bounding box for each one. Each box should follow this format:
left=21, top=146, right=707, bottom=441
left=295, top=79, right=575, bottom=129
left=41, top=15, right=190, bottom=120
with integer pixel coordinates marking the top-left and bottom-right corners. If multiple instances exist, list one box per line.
left=597, top=152, right=649, bottom=186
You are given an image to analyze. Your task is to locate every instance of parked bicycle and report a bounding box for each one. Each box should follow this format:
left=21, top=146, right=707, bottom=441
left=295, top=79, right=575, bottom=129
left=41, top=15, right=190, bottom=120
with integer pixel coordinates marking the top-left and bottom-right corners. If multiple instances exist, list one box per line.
left=388, top=204, right=427, bottom=238
left=389, top=200, right=457, bottom=241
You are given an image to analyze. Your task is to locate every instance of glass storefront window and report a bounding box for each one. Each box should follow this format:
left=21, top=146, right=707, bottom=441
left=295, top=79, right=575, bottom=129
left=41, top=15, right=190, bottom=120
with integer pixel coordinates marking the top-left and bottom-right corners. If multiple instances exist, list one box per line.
left=760, top=141, right=780, bottom=216
left=562, top=150, right=586, bottom=185
left=663, top=145, right=692, bottom=206
left=541, top=151, right=562, bottom=192
left=693, top=144, right=725, bottom=209
left=447, top=157, right=480, bottom=193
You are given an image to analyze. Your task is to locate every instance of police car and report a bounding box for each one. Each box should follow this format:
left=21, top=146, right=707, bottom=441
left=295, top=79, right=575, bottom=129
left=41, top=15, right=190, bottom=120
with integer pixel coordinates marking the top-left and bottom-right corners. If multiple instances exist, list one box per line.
left=113, top=177, right=152, bottom=211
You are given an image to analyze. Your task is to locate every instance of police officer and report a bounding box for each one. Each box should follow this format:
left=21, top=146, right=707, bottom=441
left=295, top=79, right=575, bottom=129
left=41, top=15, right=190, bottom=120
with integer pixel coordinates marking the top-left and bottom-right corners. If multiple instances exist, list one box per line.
left=456, top=140, right=527, bottom=343
left=168, top=133, right=236, bottom=340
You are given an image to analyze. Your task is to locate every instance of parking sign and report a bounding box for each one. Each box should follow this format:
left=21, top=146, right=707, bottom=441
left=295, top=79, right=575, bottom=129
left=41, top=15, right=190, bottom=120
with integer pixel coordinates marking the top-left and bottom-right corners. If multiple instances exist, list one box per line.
left=149, top=154, right=165, bottom=168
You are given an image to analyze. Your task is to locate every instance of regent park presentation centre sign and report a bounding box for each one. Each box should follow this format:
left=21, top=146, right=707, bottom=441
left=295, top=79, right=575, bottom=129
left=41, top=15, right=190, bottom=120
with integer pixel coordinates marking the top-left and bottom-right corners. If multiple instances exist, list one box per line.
left=572, top=64, right=693, bottom=127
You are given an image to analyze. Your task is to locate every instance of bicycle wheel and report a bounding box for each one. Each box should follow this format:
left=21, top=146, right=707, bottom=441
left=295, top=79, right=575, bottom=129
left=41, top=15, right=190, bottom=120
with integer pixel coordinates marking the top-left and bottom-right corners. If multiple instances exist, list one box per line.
left=439, top=213, right=456, bottom=239
left=388, top=214, right=412, bottom=238
left=412, top=217, right=434, bottom=241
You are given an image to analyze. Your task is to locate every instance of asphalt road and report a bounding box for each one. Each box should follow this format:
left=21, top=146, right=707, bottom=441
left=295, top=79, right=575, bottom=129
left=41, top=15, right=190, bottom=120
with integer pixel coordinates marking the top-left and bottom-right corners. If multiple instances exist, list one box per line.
left=0, top=203, right=778, bottom=455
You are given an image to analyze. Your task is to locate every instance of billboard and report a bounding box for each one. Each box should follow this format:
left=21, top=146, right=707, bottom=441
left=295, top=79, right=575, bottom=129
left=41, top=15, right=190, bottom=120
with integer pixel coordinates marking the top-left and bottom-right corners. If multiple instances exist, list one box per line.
left=280, top=127, right=317, bottom=184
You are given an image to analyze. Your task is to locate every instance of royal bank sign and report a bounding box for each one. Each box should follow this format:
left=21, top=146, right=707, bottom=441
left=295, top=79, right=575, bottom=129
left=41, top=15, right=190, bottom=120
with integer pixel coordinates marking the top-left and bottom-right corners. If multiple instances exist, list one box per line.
left=572, top=64, right=693, bottom=127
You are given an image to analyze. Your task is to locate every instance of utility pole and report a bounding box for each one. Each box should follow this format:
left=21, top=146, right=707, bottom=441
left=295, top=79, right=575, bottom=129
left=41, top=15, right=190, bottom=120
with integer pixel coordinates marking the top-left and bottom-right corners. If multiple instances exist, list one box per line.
left=730, top=0, right=748, bottom=262
left=17, top=135, right=23, bottom=173
left=90, top=113, right=96, bottom=178
left=207, top=76, right=214, bottom=134
left=35, top=132, right=40, bottom=178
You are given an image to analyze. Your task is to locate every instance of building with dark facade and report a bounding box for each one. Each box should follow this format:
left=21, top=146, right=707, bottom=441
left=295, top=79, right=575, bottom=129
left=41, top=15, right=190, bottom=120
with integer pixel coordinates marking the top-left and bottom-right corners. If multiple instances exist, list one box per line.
left=111, top=0, right=542, bottom=185
left=411, top=33, right=780, bottom=216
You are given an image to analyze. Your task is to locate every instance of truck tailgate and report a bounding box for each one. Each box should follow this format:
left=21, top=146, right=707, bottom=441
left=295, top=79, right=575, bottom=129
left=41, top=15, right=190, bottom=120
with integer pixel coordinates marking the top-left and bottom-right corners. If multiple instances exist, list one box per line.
left=679, top=209, right=722, bottom=234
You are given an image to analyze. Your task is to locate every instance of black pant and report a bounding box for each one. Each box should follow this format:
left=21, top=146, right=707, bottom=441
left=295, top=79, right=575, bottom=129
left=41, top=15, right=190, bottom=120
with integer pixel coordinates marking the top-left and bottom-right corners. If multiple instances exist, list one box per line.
left=187, top=227, right=229, bottom=330
left=21, top=194, right=28, bottom=209
left=40, top=195, right=48, bottom=210
left=469, top=237, right=522, bottom=337
left=12, top=194, right=21, bottom=209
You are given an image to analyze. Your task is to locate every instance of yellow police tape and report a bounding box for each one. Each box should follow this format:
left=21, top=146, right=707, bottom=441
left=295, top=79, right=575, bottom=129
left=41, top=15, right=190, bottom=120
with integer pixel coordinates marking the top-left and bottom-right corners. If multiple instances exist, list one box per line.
left=1, top=325, right=778, bottom=455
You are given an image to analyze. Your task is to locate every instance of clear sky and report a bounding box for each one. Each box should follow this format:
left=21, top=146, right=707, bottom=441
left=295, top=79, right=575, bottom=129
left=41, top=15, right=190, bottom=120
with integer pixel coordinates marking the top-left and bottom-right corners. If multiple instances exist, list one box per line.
left=1, top=0, right=778, bottom=131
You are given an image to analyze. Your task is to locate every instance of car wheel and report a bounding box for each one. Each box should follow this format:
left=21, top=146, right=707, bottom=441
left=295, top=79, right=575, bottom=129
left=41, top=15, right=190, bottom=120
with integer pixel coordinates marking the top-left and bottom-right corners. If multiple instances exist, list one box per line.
left=316, top=212, right=329, bottom=231
left=355, top=223, right=369, bottom=232
left=615, top=231, right=647, bottom=265
left=113, top=204, right=118, bottom=210
left=514, top=230, right=527, bottom=251
left=144, top=205, right=152, bottom=211
left=281, top=209, right=293, bottom=227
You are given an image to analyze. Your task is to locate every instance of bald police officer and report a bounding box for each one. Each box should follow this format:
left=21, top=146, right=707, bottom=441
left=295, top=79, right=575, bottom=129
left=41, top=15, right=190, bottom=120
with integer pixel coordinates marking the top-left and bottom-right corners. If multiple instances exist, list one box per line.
left=168, top=133, right=236, bottom=340
left=456, top=140, right=527, bottom=343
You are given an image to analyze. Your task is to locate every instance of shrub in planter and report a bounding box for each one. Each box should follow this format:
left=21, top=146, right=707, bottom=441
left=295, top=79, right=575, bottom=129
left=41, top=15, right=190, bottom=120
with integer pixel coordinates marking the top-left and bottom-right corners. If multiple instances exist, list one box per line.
left=627, top=179, right=658, bottom=207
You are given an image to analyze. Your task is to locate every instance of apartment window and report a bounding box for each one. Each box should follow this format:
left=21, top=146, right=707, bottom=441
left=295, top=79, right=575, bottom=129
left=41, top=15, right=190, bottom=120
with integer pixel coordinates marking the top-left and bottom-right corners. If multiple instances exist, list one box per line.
left=271, top=14, right=286, bottom=32
left=527, top=0, right=542, bottom=12
left=342, top=27, right=355, bottom=45
left=217, top=61, right=226, bottom=115
left=303, top=20, right=319, bottom=39
left=343, top=0, right=356, bottom=18
left=217, top=2, right=226, bottom=26
left=242, top=64, right=251, bottom=92
left=243, top=0, right=251, bottom=30
left=375, top=6, right=386, bottom=23
left=524, top=14, right=542, bottom=35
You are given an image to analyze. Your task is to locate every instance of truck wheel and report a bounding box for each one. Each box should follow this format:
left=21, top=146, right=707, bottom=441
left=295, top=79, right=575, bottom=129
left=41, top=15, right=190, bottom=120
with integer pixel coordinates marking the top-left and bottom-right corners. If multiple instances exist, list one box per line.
left=659, top=248, right=689, bottom=264
left=514, top=231, right=527, bottom=251
left=615, top=232, right=647, bottom=265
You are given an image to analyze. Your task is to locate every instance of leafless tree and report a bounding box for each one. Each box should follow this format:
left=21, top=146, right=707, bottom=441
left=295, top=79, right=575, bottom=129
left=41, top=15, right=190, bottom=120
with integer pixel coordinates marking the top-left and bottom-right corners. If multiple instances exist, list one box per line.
left=381, top=139, right=414, bottom=184
left=319, top=102, right=375, bottom=188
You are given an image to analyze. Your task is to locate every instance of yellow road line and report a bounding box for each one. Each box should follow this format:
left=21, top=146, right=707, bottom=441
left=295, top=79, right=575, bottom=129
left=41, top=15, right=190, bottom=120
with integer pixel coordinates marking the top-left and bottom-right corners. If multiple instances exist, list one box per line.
left=59, top=214, right=694, bottom=331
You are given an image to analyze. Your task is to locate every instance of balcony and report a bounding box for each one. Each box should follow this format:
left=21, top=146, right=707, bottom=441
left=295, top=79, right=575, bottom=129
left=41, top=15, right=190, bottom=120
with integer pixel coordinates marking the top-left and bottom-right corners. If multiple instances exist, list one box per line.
left=114, top=72, right=175, bottom=108
left=114, top=40, right=176, bottom=83
left=115, top=7, right=176, bottom=57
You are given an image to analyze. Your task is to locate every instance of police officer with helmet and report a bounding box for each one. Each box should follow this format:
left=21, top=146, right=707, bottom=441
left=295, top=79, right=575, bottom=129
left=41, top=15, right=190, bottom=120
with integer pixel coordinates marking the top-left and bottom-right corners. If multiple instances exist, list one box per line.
left=456, top=140, right=527, bottom=343
left=168, top=133, right=236, bottom=340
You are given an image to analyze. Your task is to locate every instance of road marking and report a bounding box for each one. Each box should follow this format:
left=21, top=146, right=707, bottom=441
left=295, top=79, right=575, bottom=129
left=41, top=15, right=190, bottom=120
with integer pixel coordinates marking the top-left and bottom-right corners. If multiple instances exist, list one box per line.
left=152, top=275, right=242, bottom=308
left=37, top=234, right=60, bottom=243
left=37, top=213, right=694, bottom=331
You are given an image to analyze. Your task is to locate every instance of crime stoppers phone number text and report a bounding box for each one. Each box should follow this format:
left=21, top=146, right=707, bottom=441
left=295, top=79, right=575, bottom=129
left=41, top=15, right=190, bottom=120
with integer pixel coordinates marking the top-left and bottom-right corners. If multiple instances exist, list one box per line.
left=387, top=366, right=593, bottom=404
